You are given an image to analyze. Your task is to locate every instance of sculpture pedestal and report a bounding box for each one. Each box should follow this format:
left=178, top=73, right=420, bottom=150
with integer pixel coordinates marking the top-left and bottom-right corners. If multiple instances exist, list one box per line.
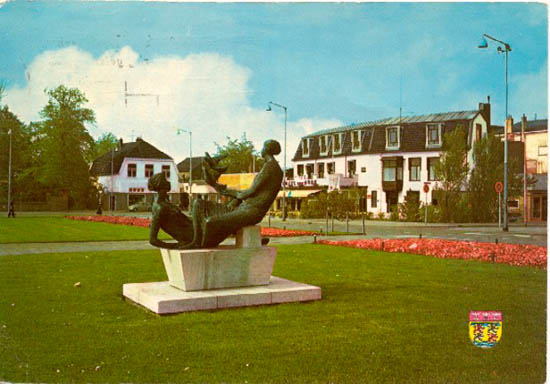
left=123, top=225, right=321, bottom=314
left=123, top=276, right=321, bottom=315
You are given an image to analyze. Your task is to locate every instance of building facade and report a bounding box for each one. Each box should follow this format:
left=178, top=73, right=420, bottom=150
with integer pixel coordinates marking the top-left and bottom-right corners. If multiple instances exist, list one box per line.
left=291, top=102, right=491, bottom=215
left=90, top=138, right=179, bottom=211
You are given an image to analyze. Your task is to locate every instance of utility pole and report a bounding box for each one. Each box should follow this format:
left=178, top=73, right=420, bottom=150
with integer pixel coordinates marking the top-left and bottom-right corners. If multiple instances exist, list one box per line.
left=7, top=129, right=12, bottom=215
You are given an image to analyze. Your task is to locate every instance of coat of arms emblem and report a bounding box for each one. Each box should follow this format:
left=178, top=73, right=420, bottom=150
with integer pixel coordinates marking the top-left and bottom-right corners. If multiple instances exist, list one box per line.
left=469, top=311, right=502, bottom=348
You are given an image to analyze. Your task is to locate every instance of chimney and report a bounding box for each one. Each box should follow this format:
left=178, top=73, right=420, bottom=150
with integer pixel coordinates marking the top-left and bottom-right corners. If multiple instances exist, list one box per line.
left=506, top=116, right=514, bottom=139
left=478, top=96, right=491, bottom=127
left=521, top=114, right=527, bottom=139
left=118, top=138, right=123, bottom=151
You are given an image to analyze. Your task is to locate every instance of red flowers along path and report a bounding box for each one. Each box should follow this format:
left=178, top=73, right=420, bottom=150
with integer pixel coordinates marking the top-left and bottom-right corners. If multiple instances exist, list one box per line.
left=318, top=238, right=547, bottom=269
left=65, top=216, right=317, bottom=237
left=66, top=216, right=546, bottom=268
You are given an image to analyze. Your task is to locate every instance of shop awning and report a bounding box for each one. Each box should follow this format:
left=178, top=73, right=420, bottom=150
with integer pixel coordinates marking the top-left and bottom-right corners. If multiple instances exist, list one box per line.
left=277, top=189, right=322, bottom=198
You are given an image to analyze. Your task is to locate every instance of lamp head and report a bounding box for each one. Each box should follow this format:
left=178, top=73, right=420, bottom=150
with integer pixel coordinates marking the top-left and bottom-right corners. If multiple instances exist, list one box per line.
left=266, top=105, right=272, bottom=112
left=478, top=36, right=488, bottom=49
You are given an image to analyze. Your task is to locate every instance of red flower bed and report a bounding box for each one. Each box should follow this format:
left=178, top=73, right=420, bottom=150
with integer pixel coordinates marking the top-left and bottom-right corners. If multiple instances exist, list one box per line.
left=66, top=215, right=150, bottom=228
left=318, top=238, right=547, bottom=269
left=65, top=216, right=318, bottom=237
left=260, top=227, right=318, bottom=237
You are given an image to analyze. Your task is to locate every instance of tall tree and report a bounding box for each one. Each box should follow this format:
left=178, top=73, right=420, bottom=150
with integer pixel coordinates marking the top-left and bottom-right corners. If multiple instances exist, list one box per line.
left=468, top=135, right=523, bottom=223
left=214, top=134, right=264, bottom=174
left=36, top=85, right=96, bottom=206
left=434, top=128, right=469, bottom=222
left=0, top=105, right=34, bottom=202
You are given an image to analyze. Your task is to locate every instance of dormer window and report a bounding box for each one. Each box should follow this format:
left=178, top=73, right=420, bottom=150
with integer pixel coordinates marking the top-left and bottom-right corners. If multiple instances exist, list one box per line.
left=426, top=123, right=443, bottom=148
left=302, top=138, right=310, bottom=157
left=333, top=133, right=343, bottom=155
left=386, top=126, right=400, bottom=150
left=352, top=130, right=362, bottom=152
left=319, top=136, right=328, bottom=155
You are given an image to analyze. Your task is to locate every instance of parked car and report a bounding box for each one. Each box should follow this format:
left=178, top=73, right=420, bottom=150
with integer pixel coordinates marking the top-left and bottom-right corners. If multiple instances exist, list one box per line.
left=128, top=201, right=152, bottom=212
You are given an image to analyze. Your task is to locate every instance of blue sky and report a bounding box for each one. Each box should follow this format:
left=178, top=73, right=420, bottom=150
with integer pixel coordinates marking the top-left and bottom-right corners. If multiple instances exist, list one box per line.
left=0, top=1, right=547, bottom=163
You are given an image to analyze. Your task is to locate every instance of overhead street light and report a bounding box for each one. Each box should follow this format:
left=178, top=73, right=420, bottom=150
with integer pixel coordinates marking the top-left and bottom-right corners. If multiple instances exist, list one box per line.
left=478, top=33, right=512, bottom=232
left=266, top=101, right=288, bottom=221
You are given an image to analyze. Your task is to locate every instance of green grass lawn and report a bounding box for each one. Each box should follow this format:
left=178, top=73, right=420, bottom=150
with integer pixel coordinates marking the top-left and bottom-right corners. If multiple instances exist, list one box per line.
left=0, top=244, right=546, bottom=383
left=0, top=217, right=170, bottom=243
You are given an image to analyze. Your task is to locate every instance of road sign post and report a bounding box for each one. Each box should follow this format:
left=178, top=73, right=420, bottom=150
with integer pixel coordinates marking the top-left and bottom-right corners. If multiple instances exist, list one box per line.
left=495, top=182, right=503, bottom=229
left=423, top=183, right=430, bottom=225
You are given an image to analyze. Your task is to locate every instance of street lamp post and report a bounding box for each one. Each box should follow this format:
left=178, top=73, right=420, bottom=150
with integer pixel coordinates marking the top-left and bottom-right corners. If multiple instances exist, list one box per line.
left=177, top=129, right=193, bottom=211
left=478, top=33, right=512, bottom=232
left=266, top=101, right=288, bottom=221
left=7, top=128, right=12, bottom=216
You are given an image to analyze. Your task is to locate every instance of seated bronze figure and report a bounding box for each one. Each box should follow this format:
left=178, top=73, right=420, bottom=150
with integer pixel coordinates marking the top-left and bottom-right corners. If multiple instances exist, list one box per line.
left=149, top=139, right=283, bottom=249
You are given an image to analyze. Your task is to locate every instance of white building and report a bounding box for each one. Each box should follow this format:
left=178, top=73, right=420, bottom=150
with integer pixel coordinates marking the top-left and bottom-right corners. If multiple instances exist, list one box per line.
left=291, top=101, right=491, bottom=215
left=90, top=138, right=179, bottom=211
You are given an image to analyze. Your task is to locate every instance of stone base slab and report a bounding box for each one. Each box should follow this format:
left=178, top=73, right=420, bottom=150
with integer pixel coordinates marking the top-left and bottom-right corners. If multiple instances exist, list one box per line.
left=161, top=246, right=276, bottom=291
left=123, top=276, right=321, bottom=315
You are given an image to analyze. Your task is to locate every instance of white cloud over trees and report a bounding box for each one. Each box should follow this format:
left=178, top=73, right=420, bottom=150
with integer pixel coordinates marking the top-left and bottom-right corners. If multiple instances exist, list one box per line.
left=5, top=46, right=342, bottom=165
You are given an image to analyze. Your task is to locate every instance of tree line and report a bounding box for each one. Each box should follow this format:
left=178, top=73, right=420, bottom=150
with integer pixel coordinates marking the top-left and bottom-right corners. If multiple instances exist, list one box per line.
left=0, top=84, right=264, bottom=209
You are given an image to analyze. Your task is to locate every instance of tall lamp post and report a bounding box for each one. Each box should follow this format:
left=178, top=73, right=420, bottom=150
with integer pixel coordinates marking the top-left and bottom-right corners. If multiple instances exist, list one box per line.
left=7, top=128, right=12, bottom=216
left=478, top=33, right=512, bottom=232
left=266, top=101, right=288, bottom=221
left=177, top=129, right=193, bottom=211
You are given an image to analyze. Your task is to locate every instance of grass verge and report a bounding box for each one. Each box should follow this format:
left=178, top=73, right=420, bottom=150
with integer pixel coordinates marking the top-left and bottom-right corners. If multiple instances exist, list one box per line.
left=0, top=216, right=169, bottom=243
left=0, top=244, right=546, bottom=383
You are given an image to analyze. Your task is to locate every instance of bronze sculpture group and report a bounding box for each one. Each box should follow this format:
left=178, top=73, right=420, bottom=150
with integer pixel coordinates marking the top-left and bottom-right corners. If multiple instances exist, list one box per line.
left=149, top=139, right=283, bottom=249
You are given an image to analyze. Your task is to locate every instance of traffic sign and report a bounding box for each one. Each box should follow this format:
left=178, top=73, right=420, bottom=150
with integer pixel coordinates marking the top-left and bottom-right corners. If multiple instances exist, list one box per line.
left=494, top=181, right=503, bottom=194
left=423, top=184, right=430, bottom=193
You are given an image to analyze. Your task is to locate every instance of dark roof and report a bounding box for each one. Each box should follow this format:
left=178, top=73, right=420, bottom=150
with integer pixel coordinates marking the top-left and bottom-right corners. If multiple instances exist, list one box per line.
left=303, top=110, right=479, bottom=138
left=513, top=119, right=547, bottom=133
left=493, top=119, right=547, bottom=135
left=293, top=119, right=475, bottom=161
left=177, top=156, right=205, bottom=172
left=90, top=138, right=172, bottom=176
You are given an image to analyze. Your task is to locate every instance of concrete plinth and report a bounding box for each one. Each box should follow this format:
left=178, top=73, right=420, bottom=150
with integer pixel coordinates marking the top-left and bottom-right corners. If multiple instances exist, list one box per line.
left=123, top=276, right=322, bottom=315
left=161, top=246, right=276, bottom=291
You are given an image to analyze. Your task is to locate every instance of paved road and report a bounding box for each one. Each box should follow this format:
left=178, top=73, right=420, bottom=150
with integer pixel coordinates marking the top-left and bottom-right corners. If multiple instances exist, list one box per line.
left=1, top=213, right=546, bottom=256
left=260, top=217, right=548, bottom=246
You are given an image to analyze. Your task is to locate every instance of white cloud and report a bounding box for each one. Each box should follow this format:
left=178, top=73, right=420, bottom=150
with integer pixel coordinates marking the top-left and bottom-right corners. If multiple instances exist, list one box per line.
left=4, top=46, right=342, bottom=167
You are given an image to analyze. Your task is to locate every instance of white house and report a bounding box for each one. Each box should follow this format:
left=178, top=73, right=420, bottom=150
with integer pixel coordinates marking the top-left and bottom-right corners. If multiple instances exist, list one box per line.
left=90, top=137, right=179, bottom=210
left=291, top=101, right=491, bottom=215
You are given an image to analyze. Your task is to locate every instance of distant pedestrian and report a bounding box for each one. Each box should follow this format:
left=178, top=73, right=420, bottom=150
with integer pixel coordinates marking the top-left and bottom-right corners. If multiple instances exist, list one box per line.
left=8, top=200, right=15, bottom=218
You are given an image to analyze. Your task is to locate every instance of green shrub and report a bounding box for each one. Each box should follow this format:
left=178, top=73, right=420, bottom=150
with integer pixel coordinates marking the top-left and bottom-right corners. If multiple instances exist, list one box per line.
left=399, top=194, right=421, bottom=222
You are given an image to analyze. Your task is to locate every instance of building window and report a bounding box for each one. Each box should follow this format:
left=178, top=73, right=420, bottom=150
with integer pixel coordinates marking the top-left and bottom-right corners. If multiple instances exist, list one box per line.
left=306, top=163, right=314, bottom=178
left=409, top=158, right=421, bottom=181
left=426, top=124, right=442, bottom=147
left=476, top=124, right=482, bottom=142
left=333, top=133, right=343, bottom=154
left=145, top=164, right=154, bottom=178
left=327, top=162, right=335, bottom=175
left=297, top=164, right=304, bottom=176
left=538, top=146, right=548, bottom=156
left=386, top=127, right=399, bottom=149
left=317, top=163, right=325, bottom=178
left=371, top=190, right=377, bottom=208
left=162, top=165, right=170, bottom=179
left=319, top=136, right=328, bottom=155
left=348, top=160, right=356, bottom=177
left=428, top=157, right=439, bottom=181
left=352, top=130, right=362, bottom=152
left=127, top=163, right=137, bottom=177
left=302, top=139, right=310, bottom=157
left=382, top=159, right=402, bottom=182
left=361, top=167, right=366, bottom=173
left=508, top=200, right=520, bottom=209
